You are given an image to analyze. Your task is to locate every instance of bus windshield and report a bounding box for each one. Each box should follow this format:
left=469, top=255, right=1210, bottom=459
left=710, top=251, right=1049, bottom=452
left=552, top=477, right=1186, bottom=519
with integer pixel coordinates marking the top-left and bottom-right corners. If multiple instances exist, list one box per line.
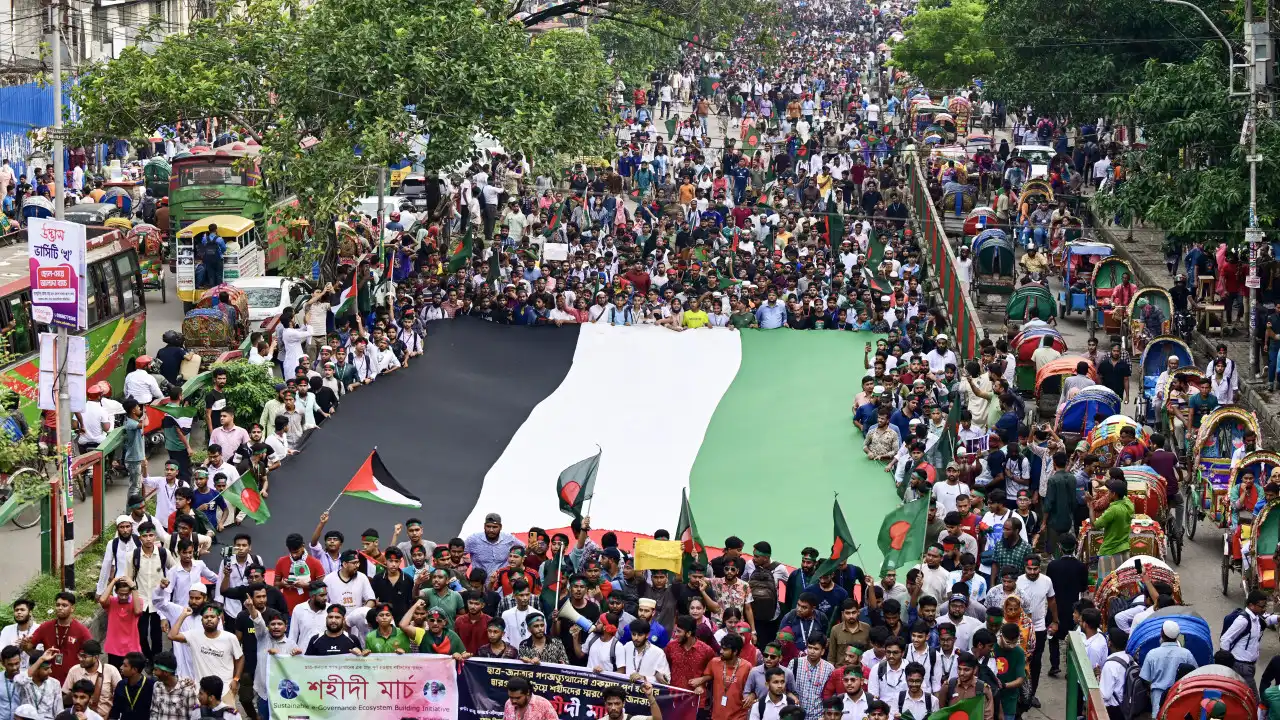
left=176, top=163, right=248, bottom=187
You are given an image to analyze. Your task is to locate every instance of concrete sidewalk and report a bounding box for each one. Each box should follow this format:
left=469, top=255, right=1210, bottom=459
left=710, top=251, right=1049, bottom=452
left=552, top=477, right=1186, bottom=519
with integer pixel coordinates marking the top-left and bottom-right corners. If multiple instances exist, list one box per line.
left=1089, top=215, right=1280, bottom=441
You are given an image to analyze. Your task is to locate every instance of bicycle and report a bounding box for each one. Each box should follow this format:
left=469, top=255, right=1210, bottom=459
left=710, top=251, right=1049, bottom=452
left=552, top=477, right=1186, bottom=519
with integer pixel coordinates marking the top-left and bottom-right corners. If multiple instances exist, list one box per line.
left=0, top=463, right=50, bottom=529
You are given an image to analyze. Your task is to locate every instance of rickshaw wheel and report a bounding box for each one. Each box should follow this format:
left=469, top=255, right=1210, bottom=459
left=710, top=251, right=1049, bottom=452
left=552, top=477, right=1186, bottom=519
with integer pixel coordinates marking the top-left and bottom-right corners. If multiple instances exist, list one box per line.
left=1222, top=551, right=1231, bottom=596
left=1186, top=488, right=1198, bottom=540
left=1170, top=529, right=1182, bottom=565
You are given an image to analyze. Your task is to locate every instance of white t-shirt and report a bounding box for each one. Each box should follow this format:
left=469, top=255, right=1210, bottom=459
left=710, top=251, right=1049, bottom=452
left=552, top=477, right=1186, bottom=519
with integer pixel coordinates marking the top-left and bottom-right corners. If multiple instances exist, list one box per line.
left=80, top=401, right=113, bottom=443
left=587, top=636, right=620, bottom=673
left=1015, top=574, right=1056, bottom=630
left=501, top=606, right=535, bottom=648
left=617, top=642, right=670, bottom=682
left=866, top=103, right=881, bottom=122
left=324, top=570, right=375, bottom=611
left=185, top=629, right=244, bottom=685
left=933, top=481, right=971, bottom=516
left=0, top=622, right=35, bottom=669
left=839, top=693, right=870, bottom=720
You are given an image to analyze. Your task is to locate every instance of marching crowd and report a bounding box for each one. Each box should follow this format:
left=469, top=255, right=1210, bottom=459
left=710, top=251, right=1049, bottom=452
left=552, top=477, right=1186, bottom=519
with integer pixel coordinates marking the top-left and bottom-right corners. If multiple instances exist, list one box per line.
left=2, top=0, right=1280, bottom=718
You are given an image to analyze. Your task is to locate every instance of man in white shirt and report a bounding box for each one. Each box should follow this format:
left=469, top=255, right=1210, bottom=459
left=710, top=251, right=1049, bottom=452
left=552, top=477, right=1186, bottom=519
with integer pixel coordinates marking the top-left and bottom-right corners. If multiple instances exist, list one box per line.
left=868, top=638, right=908, bottom=699
left=323, top=550, right=377, bottom=638
left=1220, top=590, right=1280, bottom=696
left=837, top=666, right=870, bottom=720
left=288, top=581, right=331, bottom=650
left=933, top=464, right=971, bottom=516
left=1015, top=556, right=1057, bottom=696
left=616, top=619, right=670, bottom=683
left=913, top=546, right=951, bottom=604
left=1099, top=629, right=1131, bottom=715
left=923, top=335, right=958, bottom=375
left=746, top=667, right=794, bottom=720
left=124, top=357, right=164, bottom=405
left=168, top=605, right=243, bottom=691
left=78, top=388, right=113, bottom=450
left=347, top=338, right=379, bottom=385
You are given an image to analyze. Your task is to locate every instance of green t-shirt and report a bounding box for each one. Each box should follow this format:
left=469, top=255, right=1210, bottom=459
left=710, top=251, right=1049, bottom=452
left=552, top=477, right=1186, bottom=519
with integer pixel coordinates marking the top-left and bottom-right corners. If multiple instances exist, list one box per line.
left=1094, top=497, right=1135, bottom=556
left=410, top=627, right=465, bottom=655
left=729, top=311, right=758, bottom=329
left=424, top=588, right=465, bottom=626
left=365, top=628, right=413, bottom=654
left=1264, top=684, right=1280, bottom=720
left=1188, top=392, right=1219, bottom=430
left=994, top=644, right=1026, bottom=715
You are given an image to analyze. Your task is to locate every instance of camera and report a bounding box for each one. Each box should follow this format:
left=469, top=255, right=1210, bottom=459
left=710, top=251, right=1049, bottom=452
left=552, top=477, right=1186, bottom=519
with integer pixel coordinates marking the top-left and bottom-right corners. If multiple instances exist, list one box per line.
left=222, top=546, right=236, bottom=559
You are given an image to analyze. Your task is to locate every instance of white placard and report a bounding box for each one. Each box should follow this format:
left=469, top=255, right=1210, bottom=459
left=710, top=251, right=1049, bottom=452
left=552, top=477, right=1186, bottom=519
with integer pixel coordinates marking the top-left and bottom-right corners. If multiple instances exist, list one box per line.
left=544, top=242, right=569, bottom=261
left=38, top=333, right=86, bottom=413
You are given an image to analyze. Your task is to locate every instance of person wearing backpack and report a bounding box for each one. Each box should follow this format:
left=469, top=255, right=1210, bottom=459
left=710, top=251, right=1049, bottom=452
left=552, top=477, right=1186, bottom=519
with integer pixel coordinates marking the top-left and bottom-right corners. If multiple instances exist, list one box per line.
left=892, top=662, right=935, bottom=719
left=747, top=666, right=796, bottom=720
left=1139, top=620, right=1196, bottom=713
left=1099, top=628, right=1131, bottom=720
left=96, top=516, right=141, bottom=597
left=748, top=542, right=789, bottom=644
left=1220, top=589, right=1280, bottom=699
left=195, top=675, right=242, bottom=719
left=938, top=651, right=995, bottom=720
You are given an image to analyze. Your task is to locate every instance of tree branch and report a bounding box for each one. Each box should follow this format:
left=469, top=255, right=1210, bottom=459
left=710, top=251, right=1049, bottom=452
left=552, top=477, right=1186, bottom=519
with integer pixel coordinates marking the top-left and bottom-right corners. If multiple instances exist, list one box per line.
left=519, top=0, right=590, bottom=25
left=572, top=9, right=724, bottom=51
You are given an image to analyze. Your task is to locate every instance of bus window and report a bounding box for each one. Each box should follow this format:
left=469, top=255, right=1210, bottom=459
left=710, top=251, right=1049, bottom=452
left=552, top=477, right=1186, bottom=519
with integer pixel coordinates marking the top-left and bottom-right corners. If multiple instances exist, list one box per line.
left=0, top=292, right=35, bottom=359
left=114, top=253, right=142, bottom=314
left=89, top=261, right=122, bottom=323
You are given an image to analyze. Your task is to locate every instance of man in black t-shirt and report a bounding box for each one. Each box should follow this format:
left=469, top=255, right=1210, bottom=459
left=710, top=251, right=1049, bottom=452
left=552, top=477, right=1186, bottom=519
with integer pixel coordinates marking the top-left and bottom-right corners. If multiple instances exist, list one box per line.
left=1096, top=344, right=1131, bottom=404
left=305, top=605, right=361, bottom=656
left=203, top=368, right=228, bottom=438
left=556, top=575, right=600, bottom=667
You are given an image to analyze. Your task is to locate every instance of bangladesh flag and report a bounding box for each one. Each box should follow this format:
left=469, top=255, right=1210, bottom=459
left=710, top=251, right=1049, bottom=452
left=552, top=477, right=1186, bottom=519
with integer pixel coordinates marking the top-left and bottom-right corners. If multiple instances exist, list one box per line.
left=814, top=498, right=858, bottom=578
left=447, top=227, right=473, bottom=273
left=676, top=488, right=707, bottom=577
left=826, top=198, right=844, bottom=246
left=743, top=126, right=762, bottom=152
left=878, top=496, right=929, bottom=574
left=256, top=321, right=901, bottom=568
left=926, top=694, right=984, bottom=720
left=222, top=470, right=270, bottom=525
left=556, top=448, right=600, bottom=522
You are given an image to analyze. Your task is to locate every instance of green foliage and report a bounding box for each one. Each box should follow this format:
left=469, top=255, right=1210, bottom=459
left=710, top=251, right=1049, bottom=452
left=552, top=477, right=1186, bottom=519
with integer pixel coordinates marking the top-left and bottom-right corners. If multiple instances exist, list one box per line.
left=189, top=360, right=278, bottom=427
left=594, top=14, right=685, bottom=89
left=981, top=0, right=1217, bottom=119
left=67, top=0, right=616, bottom=282
left=1095, top=53, right=1277, bottom=243
left=890, top=0, right=995, bottom=92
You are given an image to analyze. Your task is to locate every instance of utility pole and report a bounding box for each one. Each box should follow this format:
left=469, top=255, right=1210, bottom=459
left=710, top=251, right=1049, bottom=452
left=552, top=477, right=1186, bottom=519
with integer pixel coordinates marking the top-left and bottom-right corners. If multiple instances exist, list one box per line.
left=1245, top=2, right=1270, bottom=377
left=50, top=0, right=74, bottom=593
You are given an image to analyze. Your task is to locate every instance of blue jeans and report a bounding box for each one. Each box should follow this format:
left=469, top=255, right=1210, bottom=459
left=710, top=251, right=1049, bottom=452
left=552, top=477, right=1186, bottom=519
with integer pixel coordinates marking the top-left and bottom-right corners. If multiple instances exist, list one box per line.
left=1269, top=342, right=1279, bottom=384
left=258, top=697, right=270, bottom=719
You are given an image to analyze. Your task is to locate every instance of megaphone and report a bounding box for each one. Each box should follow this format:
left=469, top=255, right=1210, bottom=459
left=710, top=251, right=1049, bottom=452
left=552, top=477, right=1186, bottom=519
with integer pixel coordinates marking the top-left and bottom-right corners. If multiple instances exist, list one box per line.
left=559, top=601, right=594, bottom=634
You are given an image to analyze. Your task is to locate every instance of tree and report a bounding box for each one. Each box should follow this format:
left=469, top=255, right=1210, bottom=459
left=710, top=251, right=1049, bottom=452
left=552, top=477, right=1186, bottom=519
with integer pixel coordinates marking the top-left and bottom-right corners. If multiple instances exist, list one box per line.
left=1096, top=52, right=1280, bottom=243
left=68, top=0, right=615, bottom=279
left=980, top=0, right=1218, bottom=119
left=889, top=0, right=995, bottom=92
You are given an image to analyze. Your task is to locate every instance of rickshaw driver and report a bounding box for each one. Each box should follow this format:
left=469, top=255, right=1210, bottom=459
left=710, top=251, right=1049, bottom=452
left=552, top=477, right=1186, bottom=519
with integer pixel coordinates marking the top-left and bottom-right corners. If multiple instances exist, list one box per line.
left=1019, top=245, right=1049, bottom=281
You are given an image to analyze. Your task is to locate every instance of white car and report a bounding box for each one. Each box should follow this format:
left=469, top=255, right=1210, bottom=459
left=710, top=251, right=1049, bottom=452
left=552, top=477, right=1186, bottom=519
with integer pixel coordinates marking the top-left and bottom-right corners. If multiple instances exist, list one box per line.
left=232, top=276, right=307, bottom=333
left=1011, top=145, right=1054, bottom=179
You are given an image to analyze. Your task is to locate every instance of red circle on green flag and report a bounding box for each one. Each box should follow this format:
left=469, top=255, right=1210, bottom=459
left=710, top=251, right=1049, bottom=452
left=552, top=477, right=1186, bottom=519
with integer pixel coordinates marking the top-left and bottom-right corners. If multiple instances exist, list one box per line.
left=559, top=481, right=581, bottom=506
left=240, top=489, right=262, bottom=513
left=949, top=712, right=970, bottom=720
left=888, top=520, right=911, bottom=550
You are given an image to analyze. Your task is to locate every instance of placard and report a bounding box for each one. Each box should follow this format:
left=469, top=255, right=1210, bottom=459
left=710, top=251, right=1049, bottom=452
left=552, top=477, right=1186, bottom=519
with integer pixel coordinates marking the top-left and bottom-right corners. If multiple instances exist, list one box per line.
left=544, top=243, right=569, bottom=261
left=38, top=333, right=86, bottom=412
left=27, top=218, right=86, bottom=330
left=268, top=654, right=458, bottom=720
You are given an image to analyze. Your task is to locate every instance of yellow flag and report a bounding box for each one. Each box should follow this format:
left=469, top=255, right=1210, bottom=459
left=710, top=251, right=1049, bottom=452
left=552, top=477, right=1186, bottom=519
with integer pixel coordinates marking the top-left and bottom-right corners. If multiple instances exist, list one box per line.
left=633, top=538, right=683, bottom=573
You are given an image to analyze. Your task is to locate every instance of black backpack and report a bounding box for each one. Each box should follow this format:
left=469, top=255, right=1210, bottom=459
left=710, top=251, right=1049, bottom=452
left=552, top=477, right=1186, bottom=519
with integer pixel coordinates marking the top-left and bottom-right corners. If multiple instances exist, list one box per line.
left=896, top=690, right=933, bottom=715
left=131, top=546, right=170, bottom=580
left=1221, top=608, right=1260, bottom=652
left=748, top=563, right=780, bottom=618
left=941, top=677, right=987, bottom=708
left=1114, top=655, right=1150, bottom=720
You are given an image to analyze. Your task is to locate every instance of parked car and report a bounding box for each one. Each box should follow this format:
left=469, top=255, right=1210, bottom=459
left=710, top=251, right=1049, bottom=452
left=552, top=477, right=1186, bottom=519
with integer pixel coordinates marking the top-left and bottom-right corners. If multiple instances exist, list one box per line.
left=231, top=276, right=308, bottom=333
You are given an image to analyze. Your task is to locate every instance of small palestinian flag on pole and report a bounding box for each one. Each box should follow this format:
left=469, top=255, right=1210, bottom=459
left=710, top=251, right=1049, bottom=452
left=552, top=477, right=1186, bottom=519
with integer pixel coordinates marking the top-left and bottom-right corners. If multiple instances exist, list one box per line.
left=338, top=449, right=422, bottom=508
left=221, top=470, right=270, bottom=524
left=335, top=274, right=358, bottom=315
left=813, top=497, right=858, bottom=578
left=925, top=693, right=984, bottom=720
left=155, top=401, right=199, bottom=433
left=676, top=488, right=707, bottom=579
left=556, top=447, right=601, bottom=523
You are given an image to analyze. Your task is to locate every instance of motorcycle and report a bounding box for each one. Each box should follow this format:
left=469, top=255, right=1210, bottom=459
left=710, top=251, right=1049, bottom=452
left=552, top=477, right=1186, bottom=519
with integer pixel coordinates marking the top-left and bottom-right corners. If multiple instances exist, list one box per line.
left=1174, top=310, right=1195, bottom=343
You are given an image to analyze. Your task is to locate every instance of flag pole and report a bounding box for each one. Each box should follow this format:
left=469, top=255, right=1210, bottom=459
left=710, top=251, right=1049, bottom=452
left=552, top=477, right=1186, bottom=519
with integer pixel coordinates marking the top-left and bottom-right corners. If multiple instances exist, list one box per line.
left=581, top=445, right=601, bottom=520
left=551, top=551, right=565, bottom=617
left=323, top=488, right=345, bottom=515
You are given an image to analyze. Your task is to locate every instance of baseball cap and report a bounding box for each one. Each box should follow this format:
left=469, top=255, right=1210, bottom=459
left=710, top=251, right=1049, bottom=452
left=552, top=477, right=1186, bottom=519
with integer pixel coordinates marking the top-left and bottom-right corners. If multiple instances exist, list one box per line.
left=484, top=512, right=502, bottom=524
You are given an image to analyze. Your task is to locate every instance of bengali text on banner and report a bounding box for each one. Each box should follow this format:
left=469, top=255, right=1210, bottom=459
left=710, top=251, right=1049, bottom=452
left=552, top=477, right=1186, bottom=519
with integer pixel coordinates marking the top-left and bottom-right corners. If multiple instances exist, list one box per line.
left=268, top=654, right=459, bottom=720
left=458, top=658, right=699, bottom=720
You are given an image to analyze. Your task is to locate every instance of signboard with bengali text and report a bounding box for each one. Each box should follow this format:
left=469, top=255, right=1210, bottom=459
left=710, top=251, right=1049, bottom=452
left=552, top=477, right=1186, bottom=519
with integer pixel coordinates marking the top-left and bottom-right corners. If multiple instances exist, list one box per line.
left=27, top=218, right=86, bottom=330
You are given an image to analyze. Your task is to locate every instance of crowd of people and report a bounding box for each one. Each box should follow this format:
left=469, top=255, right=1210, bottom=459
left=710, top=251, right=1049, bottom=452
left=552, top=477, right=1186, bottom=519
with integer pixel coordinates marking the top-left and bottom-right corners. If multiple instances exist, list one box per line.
left=3, top=0, right=1280, bottom=718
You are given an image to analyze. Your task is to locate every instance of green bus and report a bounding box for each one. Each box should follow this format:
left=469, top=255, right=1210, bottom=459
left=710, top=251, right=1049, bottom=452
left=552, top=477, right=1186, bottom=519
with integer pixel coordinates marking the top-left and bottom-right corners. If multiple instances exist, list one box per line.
left=168, top=144, right=291, bottom=269
left=0, top=227, right=148, bottom=426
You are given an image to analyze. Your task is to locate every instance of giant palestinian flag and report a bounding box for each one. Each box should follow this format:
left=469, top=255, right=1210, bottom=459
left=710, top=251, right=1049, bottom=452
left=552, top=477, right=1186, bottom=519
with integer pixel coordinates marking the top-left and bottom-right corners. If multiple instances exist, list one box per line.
left=249, top=319, right=899, bottom=568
